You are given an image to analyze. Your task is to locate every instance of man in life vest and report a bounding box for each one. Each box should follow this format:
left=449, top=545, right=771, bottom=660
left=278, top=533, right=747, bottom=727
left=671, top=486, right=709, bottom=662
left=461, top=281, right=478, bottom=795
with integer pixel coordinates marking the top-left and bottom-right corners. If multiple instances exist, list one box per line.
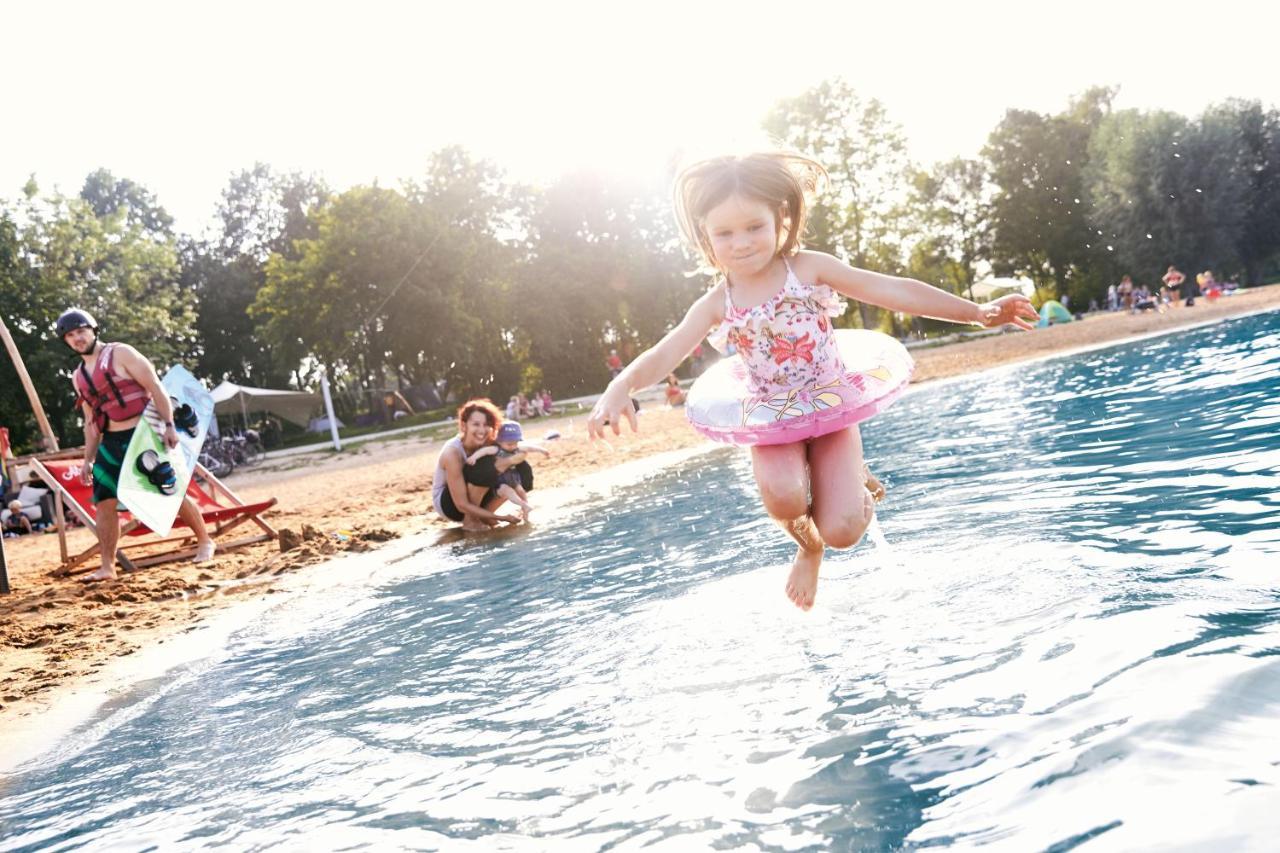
left=57, top=308, right=215, bottom=581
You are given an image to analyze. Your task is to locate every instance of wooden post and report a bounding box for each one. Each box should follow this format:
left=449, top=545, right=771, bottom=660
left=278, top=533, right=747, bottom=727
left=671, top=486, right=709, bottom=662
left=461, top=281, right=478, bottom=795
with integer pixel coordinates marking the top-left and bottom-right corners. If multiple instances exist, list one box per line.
left=0, top=529, right=9, bottom=594
left=0, top=316, right=60, bottom=451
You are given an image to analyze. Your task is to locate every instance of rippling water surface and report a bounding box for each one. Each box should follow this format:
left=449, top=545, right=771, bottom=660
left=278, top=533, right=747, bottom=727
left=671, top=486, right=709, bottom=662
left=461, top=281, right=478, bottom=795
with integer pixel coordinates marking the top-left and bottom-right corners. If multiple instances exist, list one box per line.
left=4, top=311, right=1280, bottom=851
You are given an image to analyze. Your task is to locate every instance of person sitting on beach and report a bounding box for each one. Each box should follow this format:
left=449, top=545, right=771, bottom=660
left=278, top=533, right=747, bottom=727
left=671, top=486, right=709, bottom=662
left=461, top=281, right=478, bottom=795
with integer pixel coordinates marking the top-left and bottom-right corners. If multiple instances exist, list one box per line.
left=1132, top=286, right=1159, bottom=313
left=4, top=500, right=33, bottom=537
left=664, top=374, right=686, bottom=407
left=432, top=398, right=532, bottom=531
left=466, top=421, right=549, bottom=522
left=57, top=308, right=216, bottom=581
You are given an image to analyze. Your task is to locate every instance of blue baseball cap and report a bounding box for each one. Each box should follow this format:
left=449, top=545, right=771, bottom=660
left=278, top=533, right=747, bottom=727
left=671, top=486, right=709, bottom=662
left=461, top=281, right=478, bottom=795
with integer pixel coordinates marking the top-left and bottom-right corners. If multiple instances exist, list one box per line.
left=497, top=422, right=523, bottom=443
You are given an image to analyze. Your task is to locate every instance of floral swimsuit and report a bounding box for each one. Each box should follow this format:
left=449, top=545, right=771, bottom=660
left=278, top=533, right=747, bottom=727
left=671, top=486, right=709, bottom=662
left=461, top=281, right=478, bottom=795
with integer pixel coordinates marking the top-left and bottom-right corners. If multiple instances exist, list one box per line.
left=690, top=260, right=913, bottom=445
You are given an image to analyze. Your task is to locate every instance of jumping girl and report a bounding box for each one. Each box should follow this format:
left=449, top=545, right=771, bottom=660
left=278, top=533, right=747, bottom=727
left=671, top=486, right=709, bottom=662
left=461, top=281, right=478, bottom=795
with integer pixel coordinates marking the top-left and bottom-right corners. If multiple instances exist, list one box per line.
left=587, top=151, right=1037, bottom=611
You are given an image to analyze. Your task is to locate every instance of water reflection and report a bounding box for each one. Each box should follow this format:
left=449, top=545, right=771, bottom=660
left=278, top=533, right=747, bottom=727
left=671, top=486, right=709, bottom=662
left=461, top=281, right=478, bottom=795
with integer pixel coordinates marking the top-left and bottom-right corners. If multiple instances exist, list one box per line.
left=3, top=311, right=1280, bottom=850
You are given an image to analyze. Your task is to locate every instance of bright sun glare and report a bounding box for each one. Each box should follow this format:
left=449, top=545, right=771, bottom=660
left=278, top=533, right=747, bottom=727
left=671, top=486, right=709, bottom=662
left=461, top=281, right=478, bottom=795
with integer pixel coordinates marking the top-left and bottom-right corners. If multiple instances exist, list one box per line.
left=4, top=1, right=1278, bottom=231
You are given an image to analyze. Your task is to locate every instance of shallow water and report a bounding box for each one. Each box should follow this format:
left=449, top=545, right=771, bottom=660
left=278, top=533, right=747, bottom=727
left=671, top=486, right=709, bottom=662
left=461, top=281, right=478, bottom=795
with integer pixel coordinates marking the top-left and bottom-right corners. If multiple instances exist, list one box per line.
left=4, top=311, right=1280, bottom=851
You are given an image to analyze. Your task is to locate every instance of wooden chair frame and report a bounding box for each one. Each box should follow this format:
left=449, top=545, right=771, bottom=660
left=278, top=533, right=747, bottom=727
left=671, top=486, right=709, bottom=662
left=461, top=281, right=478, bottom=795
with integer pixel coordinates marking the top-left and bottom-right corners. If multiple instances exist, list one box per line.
left=23, top=449, right=277, bottom=574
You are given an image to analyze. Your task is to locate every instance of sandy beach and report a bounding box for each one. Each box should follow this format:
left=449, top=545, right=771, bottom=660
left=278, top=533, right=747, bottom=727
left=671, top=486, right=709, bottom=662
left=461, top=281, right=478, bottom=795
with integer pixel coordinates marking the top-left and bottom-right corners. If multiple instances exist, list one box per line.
left=4, top=285, right=1279, bottom=738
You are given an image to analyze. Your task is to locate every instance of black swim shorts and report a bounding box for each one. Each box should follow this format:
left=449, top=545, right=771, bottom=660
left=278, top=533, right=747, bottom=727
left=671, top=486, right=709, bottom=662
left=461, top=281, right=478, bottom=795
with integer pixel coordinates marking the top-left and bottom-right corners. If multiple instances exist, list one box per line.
left=92, top=428, right=134, bottom=504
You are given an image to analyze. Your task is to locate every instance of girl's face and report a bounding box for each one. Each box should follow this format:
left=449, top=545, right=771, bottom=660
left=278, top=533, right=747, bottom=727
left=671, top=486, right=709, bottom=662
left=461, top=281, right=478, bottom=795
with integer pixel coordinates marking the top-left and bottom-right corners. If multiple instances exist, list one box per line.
left=463, top=411, right=492, bottom=445
left=702, top=193, right=781, bottom=277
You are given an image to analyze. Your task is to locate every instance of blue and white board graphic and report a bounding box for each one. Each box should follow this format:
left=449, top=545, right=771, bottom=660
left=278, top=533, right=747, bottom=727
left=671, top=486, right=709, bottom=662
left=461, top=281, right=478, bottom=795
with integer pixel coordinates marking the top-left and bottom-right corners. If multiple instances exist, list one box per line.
left=116, top=365, right=214, bottom=537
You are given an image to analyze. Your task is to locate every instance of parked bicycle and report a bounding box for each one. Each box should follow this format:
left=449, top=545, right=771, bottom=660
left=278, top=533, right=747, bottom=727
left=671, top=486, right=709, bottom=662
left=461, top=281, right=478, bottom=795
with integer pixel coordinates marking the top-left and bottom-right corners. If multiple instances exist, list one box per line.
left=198, top=435, right=234, bottom=478
left=197, top=430, right=265, bottom=479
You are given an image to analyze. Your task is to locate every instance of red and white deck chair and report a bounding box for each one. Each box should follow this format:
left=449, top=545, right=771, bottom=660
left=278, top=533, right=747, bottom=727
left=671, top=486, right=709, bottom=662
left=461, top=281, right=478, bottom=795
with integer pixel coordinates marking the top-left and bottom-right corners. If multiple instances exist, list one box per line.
left=29, top=453, right=277, bottom=573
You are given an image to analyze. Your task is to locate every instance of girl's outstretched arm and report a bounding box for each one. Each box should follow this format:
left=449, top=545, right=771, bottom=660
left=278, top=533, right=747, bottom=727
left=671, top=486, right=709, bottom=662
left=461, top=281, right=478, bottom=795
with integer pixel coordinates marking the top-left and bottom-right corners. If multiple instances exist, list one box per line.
left=802, top=251, right=1039, bottom=330
left=588, top=285, right=724, bottom=439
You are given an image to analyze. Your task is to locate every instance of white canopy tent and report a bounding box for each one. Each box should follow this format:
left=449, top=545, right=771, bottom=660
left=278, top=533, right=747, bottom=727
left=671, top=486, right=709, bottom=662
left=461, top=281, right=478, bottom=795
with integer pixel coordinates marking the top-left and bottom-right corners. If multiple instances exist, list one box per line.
left=210, top=382, right=322, bottom=429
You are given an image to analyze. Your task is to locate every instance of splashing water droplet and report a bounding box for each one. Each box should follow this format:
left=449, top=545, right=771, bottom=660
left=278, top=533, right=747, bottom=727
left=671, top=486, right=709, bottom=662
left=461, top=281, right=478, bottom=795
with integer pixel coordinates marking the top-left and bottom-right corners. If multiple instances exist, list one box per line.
left=1195, top=188, right=1203, bottom=193
left=1146, top=233, right=1153, bottom=239
left=1107, top=245, right=1115, bottom=251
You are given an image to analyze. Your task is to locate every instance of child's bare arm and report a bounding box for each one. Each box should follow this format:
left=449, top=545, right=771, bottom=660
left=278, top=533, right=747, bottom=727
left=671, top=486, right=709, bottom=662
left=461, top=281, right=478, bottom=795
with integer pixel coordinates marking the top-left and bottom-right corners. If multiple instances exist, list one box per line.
left=466, top=446, right=498, bottom=465
left=519, top=443, right=550, bottom=457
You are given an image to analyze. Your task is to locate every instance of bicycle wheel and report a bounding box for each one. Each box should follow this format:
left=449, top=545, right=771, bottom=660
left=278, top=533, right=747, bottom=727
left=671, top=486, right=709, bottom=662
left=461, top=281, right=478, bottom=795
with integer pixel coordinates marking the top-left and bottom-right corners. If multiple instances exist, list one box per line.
left=240, top=440, right=265, bottom=466
left=198, top=450, right=233, bottom=479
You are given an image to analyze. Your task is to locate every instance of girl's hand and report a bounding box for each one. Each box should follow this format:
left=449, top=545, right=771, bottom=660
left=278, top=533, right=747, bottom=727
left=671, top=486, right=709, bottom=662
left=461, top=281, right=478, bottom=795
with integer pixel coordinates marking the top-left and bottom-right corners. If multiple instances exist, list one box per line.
left=979, top=294, right=1040, bottom=330
left=588, top=385, right=637, bottom=439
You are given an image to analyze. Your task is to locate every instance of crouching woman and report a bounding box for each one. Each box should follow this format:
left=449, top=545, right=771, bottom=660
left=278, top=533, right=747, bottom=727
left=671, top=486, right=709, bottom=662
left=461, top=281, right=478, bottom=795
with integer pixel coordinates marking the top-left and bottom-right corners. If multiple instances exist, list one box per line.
left=432, top=398, right=533, bottom=530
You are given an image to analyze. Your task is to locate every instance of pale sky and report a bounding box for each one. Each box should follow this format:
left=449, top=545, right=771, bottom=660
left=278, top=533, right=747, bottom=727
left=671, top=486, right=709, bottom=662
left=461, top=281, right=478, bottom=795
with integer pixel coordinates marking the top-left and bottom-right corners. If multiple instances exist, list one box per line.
left=5, top=0, right=1277, bottom=235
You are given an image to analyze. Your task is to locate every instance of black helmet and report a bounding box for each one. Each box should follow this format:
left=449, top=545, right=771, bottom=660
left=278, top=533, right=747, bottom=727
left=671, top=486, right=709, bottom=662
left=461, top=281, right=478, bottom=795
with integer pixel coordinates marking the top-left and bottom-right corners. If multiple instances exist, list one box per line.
left=55, top=308, right=98, bottom=340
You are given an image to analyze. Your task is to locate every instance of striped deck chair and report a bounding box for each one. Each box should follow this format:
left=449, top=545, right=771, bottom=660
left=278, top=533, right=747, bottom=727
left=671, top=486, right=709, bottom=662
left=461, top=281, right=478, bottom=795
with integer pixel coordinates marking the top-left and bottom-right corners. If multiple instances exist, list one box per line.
left=30, top=454, right=277, bottom=573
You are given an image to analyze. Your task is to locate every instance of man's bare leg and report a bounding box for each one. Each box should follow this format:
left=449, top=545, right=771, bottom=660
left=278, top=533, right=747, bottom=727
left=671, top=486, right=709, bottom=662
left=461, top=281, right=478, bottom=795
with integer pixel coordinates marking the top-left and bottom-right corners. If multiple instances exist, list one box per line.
left=178, top=497, right=216, bottom=562
left=84, top=499, right=120, bottom=581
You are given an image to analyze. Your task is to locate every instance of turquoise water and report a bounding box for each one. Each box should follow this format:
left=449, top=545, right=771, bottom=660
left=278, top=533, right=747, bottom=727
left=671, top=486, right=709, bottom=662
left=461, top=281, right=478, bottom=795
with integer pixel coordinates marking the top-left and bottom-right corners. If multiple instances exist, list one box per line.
left=3, top=311, right=1280, bottom=850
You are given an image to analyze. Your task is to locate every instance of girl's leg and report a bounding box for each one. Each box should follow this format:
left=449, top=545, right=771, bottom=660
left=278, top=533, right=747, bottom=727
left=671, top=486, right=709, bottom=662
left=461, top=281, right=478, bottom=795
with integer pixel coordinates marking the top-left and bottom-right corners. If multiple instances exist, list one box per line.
left=497, top=483, right=532, bottom=520
left=751, top=441, right=825, bottom=610
left=809, top=426, right=876, bottom=551
left=864, top=465, right=886, bottom=502
left=513, top=485, right=533, bottom=521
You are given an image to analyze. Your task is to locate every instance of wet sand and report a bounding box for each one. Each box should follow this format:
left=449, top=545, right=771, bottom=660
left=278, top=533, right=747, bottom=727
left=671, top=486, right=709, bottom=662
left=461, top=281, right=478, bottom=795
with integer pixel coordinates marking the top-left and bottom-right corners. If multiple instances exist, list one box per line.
left=3, top=285, right=1278, bottom=741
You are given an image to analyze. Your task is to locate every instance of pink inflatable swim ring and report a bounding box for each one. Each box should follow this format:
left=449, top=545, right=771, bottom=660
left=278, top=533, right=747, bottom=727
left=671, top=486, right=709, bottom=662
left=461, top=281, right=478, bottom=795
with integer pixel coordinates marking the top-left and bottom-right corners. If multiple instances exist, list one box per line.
left=685, top=329, right=914, bottom=447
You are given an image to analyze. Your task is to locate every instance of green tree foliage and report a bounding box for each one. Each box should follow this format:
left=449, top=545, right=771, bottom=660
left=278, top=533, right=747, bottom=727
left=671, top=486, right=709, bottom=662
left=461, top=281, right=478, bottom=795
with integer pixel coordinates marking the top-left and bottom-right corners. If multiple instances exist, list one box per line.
left=0, top=212, right=56, bottom=452
left=764, top=79, right=912, bottom=328
left=985, top=88, right=1116, bottom=302
left=0, top=184, right=195, bottom=449
left=1200, top=100, right=1280, bottom=284
left=1086, top=106, right=1251, bottom=287
left=253, top=161, right=524, bottom=405
left=182, top=164, right=329, bottom=386
left=513, top=171, right=697, bottom=396
left=7, top=80, right=1280, bottom=448
left=908, top=158, right=993, bottom=301
left=80, top=168, right=175, bottom=237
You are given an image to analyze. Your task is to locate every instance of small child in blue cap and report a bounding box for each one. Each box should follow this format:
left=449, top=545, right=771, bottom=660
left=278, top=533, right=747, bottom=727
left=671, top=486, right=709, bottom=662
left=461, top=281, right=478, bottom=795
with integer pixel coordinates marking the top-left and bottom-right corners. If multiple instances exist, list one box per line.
left=466, top=420, right=550, bottom=521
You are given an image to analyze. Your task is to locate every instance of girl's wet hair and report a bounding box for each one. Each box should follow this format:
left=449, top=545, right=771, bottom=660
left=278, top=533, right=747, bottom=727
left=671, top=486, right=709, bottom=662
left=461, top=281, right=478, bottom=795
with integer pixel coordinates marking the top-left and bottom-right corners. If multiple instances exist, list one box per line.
left=456, top=398, right=503, bottom=438
left=673, top=151, right=827, bottom=272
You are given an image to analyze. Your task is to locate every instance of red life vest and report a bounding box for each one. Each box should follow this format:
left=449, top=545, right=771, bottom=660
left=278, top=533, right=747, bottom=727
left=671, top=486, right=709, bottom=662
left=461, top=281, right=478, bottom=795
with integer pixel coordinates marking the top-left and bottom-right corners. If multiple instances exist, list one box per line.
left=73, top=343, right=150, bottom=432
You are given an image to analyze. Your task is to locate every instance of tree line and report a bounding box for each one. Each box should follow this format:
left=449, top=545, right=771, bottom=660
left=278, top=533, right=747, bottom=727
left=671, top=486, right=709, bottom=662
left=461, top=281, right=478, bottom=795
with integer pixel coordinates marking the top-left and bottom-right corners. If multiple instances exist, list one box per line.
left=3, top=81, right=1279, bottom=453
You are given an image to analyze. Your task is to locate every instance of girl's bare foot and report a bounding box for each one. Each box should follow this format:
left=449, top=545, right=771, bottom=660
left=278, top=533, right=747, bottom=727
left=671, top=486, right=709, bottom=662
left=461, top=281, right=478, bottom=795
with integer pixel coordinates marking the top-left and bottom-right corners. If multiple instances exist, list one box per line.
left=864, top=465, right=886, bottom=503
left=785, top=545, right=824, bottom=611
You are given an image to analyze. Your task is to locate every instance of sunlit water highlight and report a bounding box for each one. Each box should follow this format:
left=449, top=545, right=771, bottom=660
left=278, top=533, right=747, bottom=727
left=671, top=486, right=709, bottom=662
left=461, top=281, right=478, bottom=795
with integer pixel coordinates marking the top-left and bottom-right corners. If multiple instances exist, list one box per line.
left=3, top=311, right=1280, bottom=851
